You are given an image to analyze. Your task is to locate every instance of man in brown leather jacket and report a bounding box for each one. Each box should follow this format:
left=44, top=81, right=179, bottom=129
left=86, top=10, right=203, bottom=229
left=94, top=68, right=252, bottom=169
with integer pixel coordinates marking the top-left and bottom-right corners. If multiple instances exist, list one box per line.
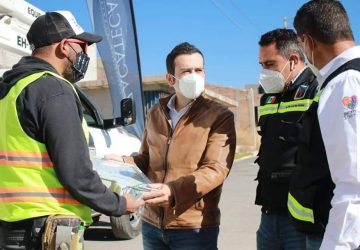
left=106, top=42, right=236, bottom=250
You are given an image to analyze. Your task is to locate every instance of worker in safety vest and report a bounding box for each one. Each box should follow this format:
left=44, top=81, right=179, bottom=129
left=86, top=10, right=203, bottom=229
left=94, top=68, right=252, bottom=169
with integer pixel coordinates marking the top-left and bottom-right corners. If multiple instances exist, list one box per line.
left=289, top=1, right=360, bottom=249
left=255, top=28, right=318, bottom=249
left=0, top=11, right=144, bottom=250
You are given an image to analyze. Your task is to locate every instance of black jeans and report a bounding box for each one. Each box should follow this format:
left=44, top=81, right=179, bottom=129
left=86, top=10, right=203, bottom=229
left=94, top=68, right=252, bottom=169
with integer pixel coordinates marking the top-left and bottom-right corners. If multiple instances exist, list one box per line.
left=0, top=217, right=46, bottom=250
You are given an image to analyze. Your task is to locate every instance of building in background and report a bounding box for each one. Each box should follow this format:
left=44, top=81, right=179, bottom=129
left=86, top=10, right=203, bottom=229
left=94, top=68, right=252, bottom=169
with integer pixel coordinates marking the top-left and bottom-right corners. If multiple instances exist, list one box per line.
left=77, top=59, right=261, bottom=152
left=0, top=41, right=261, bottom=151
left=0, top=0, right=262, bottom=152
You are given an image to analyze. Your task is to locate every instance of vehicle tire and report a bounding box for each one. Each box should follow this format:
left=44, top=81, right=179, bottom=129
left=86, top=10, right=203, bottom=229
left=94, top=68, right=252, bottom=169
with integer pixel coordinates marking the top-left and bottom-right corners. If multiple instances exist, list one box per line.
left=110, top=213, right=141, bottom=239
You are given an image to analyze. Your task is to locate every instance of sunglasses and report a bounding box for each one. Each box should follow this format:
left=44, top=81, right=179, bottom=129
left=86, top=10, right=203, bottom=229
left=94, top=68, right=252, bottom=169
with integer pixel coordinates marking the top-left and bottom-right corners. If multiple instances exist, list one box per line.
left=64, top=38, right=88, bottom=54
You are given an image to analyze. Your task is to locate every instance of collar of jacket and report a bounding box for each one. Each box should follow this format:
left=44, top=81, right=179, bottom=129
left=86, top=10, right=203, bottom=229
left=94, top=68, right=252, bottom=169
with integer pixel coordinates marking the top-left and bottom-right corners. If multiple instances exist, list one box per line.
left=287, top=67, right=316, bottom=91
left=0, top=56, right=58, bottom=99
left=159, top=93, right=206, bottom=120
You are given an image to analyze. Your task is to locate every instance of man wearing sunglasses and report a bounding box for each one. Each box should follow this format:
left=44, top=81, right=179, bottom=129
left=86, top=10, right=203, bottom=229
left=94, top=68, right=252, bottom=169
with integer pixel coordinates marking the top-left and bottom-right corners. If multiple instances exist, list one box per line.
left=0, top=11, right=143, bottom=249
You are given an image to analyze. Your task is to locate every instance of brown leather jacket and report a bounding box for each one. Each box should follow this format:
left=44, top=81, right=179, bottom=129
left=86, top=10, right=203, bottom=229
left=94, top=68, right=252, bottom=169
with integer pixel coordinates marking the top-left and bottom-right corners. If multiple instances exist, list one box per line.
left=125, top=94, right=236, bottom=229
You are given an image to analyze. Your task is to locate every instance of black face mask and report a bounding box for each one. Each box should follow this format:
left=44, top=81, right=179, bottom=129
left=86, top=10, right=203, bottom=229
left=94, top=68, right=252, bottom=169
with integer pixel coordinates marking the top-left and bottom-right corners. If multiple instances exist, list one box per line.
left=67, top=45, right=90, bottom=83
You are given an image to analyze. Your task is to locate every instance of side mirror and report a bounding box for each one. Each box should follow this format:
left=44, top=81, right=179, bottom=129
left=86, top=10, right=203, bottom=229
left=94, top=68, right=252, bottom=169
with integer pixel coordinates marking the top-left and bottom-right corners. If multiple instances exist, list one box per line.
left=102, top=98, right=136, bottom=129
left=120, top=98, right=136, bottom=126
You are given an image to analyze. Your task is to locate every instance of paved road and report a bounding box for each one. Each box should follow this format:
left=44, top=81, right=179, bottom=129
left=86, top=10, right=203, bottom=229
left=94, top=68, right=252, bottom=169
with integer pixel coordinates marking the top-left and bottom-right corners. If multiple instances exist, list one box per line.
left=84, top=156, right=260, bottom=250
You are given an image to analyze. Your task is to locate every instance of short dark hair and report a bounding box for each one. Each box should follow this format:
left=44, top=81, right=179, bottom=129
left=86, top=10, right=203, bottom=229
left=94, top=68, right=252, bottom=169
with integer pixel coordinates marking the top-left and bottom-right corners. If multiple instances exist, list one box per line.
left=294, top=0, right=354, bottom=44
left=259, top=28, right=305, bottom=62
left=166, top=42, right=204, bottom=75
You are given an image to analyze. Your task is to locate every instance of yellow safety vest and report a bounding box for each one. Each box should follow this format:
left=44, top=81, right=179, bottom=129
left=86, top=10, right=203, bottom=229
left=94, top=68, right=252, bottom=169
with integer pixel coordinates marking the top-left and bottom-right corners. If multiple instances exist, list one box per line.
left=0, top=71, right=92, bottom=224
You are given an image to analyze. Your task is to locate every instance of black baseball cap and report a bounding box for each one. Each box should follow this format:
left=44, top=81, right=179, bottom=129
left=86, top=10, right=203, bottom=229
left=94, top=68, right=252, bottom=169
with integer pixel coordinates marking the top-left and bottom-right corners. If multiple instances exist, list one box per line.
left=27, top=11, right=102, bottom=51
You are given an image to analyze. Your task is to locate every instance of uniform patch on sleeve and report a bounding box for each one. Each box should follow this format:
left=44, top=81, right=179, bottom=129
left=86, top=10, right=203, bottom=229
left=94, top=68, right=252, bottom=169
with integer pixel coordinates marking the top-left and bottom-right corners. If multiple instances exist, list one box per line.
left=265, top=96, right=277, bottom=104
left=343, top=95, right=358, bottom=120
left=294, top=85, right=309, bottom=100
left=342, top=95, right=358, bottom=110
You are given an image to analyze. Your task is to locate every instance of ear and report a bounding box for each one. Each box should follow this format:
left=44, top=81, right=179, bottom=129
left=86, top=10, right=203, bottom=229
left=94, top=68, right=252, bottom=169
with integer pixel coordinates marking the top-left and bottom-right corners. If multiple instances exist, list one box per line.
left=58, top=39, right=70, bottom=58
left=166, top=73, right=175, bottom=87
left=304, top=34, right=315, bottom=50
left=289, top=54, right=299, bottom=71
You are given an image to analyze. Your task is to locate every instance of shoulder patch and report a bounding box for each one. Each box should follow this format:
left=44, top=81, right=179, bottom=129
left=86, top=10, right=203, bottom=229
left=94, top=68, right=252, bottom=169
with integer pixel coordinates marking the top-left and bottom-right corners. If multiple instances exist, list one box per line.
left=343, top=95, right=359, bottom=120
left=265, top=96, right=277, bottom=104
left=294, top=85, right=309, bottom=100
left=342, top=95, right=358, bottom=110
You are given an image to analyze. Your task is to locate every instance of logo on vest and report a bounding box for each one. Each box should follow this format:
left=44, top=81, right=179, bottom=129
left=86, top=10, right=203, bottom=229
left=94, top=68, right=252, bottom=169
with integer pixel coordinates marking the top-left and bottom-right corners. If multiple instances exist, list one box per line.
left=265, top=96, right=277, bottom=104
left=343, top=95, right=359, bottom=120
left=294, top=85, right=309, bottom=100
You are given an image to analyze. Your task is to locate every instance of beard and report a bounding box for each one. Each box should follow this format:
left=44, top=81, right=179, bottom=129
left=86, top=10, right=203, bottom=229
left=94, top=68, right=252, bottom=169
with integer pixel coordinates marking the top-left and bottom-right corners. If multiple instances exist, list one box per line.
left=63, top=61, right=75, bottom=83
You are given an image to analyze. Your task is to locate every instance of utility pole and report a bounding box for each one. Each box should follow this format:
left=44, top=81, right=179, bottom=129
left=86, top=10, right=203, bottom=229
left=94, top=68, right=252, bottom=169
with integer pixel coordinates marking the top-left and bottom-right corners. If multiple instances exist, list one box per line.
left=283, top=16, right=288, bottom=28
left=283, top=16, right=294, bottom=29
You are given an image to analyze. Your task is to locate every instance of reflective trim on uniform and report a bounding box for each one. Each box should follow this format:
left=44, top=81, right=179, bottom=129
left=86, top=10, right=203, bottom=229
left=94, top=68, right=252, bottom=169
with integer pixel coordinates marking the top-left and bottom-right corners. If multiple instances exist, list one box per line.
left=278, top=99, right=312, bottom=113
left=288, top=193, right=314, bottom=223
left=259, top=99, right=313, bottom=117
left=0, top=187, right=80, bottom=204
left=258, top=104, right=278, bottom=117
left=0, top=151, right=53, bottom=168
left=313, top=89, right=323, bottom=103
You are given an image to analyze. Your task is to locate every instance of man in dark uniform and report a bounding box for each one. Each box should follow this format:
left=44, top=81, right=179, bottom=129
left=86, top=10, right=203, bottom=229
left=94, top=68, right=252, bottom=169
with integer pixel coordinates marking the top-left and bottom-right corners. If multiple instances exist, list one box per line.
left=255, top=28, right=318, bottom=250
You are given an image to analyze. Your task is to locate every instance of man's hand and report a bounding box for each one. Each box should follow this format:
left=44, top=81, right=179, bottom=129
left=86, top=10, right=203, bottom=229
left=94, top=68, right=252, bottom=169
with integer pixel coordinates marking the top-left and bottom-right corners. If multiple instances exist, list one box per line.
left=123, top=194, right=145, bottom=214
left=142, top=183, right=173, bottom=207
left=104, top=153, right=124, bottom=162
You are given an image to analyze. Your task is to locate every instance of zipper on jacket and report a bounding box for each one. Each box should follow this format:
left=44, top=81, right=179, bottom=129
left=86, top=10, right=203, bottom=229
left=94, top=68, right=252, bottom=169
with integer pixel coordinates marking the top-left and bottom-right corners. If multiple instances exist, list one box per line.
left=158, top=98, right=198, bottom=228
left=158, top=104, right=173, bottom=229
left=160, top=125, right=172, bottom=228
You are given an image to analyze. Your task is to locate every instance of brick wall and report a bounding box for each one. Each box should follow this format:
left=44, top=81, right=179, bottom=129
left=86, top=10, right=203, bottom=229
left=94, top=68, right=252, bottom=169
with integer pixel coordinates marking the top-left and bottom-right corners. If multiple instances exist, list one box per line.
left=206, top=84, right=261, bottom=151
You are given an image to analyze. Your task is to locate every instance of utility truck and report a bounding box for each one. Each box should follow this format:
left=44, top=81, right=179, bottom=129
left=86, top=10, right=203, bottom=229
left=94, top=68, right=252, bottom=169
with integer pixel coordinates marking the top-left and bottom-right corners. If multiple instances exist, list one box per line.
left=0, top=0, right=145, bottom=240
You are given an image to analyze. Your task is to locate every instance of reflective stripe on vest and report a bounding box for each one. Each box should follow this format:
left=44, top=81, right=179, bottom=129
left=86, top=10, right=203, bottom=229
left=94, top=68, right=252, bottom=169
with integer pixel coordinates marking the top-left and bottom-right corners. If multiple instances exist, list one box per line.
left=0, top=150, right=53, bottom=168
left=287, top=193, right=314, bottom=223
left=0, top=71, right=91, bottom=224
left=0, top=187, right=80, bottom=204
left=259, top=99, right=313, bottom=117
left=313, top=89, right=323, bottom=103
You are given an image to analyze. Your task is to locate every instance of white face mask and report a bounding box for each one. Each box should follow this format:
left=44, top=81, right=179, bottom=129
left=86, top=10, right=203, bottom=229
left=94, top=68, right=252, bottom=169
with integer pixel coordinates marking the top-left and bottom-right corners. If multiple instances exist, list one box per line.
left=259, top=60, right=290, bottom=93
left=259, top=69, right=285, bottom=93
left=172, top=73, right=205, bottom=99
left=303, top=36, right=321, bottom=78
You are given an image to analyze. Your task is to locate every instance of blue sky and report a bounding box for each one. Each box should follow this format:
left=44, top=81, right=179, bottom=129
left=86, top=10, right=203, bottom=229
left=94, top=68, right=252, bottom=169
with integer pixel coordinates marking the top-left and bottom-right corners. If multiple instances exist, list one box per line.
left=27, top=0, right=360, bottom=89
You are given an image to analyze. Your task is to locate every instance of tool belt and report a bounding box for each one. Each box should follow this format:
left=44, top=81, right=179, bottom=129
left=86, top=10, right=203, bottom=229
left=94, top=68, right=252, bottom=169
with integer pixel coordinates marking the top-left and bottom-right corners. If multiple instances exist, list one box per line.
left=42, top=214, right=85, bottom=250
left=0, top=216, right=46, bottom=250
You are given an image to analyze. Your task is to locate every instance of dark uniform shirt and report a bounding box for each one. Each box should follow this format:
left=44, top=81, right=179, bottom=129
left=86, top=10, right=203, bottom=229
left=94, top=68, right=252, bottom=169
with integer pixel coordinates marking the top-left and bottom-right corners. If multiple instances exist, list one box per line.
left=288, top=58, right=360, bottom=236
left=255, top=67, right=318, bottom=213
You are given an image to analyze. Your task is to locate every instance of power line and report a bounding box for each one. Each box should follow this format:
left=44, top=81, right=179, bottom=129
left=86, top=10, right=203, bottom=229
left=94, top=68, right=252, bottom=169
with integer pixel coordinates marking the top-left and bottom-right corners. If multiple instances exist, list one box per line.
left=209, top=0, right=248, bottom=34
left=229, top=0, right=262, bottom=33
